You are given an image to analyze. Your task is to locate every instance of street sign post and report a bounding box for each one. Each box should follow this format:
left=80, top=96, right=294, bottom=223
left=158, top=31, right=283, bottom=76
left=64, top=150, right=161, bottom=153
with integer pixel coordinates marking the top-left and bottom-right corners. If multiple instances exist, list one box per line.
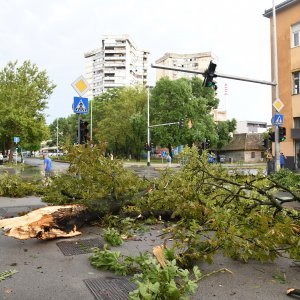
left=14, top=136, right=20, bottom=143
left=71, top=75, right=91, bottom=143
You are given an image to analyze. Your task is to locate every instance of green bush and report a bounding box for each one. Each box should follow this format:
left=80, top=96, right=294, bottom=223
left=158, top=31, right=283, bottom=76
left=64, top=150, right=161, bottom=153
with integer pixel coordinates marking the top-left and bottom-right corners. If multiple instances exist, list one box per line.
left=42, top=144, right=146, bottom=213
left=0, top=173, right=39, bottom=197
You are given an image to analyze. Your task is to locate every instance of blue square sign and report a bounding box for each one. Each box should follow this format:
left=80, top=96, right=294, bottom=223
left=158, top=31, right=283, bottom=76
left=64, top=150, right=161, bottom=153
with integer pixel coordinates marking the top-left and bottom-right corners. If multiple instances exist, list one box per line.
left=273, top=114, right=284, bottom=126
left=73, top=97, right=89, bottom=114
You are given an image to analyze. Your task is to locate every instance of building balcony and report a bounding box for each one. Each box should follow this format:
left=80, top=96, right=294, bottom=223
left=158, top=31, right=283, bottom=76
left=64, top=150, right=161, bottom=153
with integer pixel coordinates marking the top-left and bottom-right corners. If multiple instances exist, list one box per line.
left=104, top=56, right=126, bottom=61
left=104, top=62, right=126, bottom=67
left=291, top=128, right=300, bottom=139
left=104, top=49, right=126, bottom=54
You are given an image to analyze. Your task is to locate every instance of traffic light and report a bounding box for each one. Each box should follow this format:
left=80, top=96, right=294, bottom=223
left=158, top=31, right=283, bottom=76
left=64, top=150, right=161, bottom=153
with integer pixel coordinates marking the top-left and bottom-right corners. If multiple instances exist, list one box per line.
left=179, top=118, right=184, bottom=128
left=268, top=131, right=275, bottom=142
left=279, top=127, right=286, bottom=142
left=203, top=61, right=217, bottom=90
left=80, top=120, right=89, bottom=144
left=262, top=138, right=268, bottom=149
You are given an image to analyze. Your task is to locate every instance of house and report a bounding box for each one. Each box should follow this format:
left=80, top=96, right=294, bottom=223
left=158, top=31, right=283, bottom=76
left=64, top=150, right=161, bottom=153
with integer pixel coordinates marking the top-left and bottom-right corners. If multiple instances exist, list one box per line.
left=219, top=133, right=265, bottom=163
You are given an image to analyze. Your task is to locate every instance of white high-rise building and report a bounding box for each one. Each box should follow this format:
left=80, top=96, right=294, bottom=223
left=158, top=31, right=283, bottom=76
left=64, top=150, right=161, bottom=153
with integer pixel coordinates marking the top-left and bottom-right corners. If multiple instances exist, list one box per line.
left=84, top=35, right=149, bottom=99
left=155, top=52, right=216, bottom=81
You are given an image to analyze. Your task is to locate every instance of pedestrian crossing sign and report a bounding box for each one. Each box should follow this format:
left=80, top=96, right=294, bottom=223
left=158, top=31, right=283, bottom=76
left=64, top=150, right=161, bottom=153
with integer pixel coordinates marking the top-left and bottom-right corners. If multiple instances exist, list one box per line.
left=273, top=113, right=284, bottom=126
left=73, top=97, right=88, bottom=114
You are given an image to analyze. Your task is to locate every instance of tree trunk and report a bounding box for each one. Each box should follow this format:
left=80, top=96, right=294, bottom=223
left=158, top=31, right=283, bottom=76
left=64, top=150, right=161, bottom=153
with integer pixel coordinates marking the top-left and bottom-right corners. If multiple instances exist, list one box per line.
left=8, top=138, right=13, bottom=162
left=0, top=205, right=97, bottom=240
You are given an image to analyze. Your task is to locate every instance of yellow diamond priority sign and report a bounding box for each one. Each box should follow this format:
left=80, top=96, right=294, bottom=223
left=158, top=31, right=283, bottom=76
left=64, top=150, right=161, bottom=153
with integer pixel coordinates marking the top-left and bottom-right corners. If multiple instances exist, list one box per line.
left=71, top=75, right=90, bottom=97
left=273, top=98, right=284, bottom=112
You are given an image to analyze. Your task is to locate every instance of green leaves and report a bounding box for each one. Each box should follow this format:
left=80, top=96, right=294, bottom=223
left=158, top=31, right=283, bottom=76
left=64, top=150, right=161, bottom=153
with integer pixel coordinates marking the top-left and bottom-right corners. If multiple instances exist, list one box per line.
left=103, top=228, right=123, bottom=246
left=90, top=245, right=202, bottom=300
left=89, top=246, right=130, bottom=276
left=0, top=60, right=55, bottom=153
left=42, top=144, right=146, bottom=212
left=138, top=147, right=300, bottom=264
left=0, top=269, right=18, bottom=282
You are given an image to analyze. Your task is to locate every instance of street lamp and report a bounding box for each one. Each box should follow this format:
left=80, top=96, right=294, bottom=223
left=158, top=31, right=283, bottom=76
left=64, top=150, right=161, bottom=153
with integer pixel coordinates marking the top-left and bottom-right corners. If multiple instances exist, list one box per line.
left=272, top=0, right=280, bottom=172
left=146, top=85, right=153, bottom=167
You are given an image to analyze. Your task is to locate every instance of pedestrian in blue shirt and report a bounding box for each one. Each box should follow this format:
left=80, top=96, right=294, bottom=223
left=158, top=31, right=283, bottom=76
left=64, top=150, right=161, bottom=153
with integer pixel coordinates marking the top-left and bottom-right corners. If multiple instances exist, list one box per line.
left=280, top=152, right=286, bottom=169
left=43, top=154, right=53, bottom=177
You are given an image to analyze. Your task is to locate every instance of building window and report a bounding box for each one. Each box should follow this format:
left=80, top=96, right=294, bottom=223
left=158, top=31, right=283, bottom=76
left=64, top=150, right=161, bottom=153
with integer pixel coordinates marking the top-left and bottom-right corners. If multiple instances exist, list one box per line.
left=293, top=71, right=300, bottom=94
left=294, top=117, right=300, bottom=128
left=251, top=152, right=255, bottom=159
left=292, top=23, right=300, bottom=47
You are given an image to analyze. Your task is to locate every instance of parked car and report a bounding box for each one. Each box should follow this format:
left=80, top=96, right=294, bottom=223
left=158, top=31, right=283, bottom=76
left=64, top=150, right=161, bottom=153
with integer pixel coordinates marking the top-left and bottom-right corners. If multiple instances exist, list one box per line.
left=219, top=155, right=226, bottom=163
left=208, top=154, right=216, bottom=163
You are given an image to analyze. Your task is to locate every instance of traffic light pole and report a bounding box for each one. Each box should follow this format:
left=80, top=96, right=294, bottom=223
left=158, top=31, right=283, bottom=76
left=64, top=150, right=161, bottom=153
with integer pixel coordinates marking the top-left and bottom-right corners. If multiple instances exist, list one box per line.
left=272, top=0, right=280, bottom=172
left=151, top=64, right=276, bottom=87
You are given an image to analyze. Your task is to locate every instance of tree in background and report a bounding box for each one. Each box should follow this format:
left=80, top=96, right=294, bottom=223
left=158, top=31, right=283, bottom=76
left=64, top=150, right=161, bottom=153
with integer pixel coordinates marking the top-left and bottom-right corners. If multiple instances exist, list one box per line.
left=150, top=77, right=235, bottom=154
left=47, top=77, right=235, bottom=160
left=0, top=61, right=55, bottom=158
left=215, top=119, right=237, bottom=150
left=48, top=115, right=78, bottom=148
left=94, top=86, right=147, bottom=160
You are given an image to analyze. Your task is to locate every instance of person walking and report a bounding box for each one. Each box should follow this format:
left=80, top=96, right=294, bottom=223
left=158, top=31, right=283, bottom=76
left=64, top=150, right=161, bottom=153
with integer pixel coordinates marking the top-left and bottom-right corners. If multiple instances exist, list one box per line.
left=266, top=151, right=273, bottom=175
left=280, top=152, right=286, bottom=169
left=43, top=153, right=53, bottom=177
left=0, top=152, right=3, bottom=165
left=166, top=153, right=172, bottom=167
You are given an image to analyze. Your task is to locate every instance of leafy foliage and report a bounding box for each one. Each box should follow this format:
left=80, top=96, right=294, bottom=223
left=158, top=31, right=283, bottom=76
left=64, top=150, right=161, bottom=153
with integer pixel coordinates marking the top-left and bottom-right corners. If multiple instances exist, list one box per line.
left=94, top=86, right=147, bottom=159
left=89, top=246, right=132, bottom=276
left=0, top=269, right=18, bottom=282
left=89, top=246, right=202, bottom=299
left=42, top=144, right=146, bottom=213
left=137, top=147, right=300, bottom=265
left=103, top=228, right=123, bottom=246
left=0, top=60, right=55, bottom=155
left=150, top=77, right=236, bottom=150
left=0, top=173, right=40, bottom=197
left=270, top=168, right=300, bottom=192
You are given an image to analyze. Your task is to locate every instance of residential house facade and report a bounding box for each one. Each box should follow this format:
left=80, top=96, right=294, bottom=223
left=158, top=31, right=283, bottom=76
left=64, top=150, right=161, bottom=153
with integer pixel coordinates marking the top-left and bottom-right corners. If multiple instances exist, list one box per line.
left=219, top=133, right=265, bottom=163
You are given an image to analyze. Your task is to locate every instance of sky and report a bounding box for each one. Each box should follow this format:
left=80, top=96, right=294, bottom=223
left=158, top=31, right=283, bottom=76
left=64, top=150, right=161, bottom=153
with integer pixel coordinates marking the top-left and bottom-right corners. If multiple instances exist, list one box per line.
left=0, top=0, right=278, bottom=124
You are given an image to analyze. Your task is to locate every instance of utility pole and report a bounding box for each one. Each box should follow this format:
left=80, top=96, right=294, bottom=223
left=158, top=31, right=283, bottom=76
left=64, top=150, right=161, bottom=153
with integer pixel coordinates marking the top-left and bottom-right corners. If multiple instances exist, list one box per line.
left=272, top=0, right=280, bottom=172
left=56, top=118, right=59, bottom=155
left=90, top=99, right=93, bottom=142
left=146, top=86, right=151, bottom=166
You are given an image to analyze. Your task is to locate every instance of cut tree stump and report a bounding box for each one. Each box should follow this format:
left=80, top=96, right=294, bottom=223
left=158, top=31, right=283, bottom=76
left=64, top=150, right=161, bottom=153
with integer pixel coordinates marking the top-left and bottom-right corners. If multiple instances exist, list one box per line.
left=0, top=205, right=94, bottom=240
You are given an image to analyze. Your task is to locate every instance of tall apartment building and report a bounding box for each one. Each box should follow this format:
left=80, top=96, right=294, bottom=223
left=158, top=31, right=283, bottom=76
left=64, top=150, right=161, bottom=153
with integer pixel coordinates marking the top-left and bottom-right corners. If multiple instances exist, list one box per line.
left=264, top=0, right=300, bottom=169
left=84, top=35, right=149, bottom=99
left=155, top=52, right=216, bottom=81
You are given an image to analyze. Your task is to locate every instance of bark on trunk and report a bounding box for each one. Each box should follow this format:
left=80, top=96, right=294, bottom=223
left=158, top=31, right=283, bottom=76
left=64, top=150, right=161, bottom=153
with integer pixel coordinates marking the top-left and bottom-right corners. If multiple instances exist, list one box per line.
left=0, top=205, right=97, bottom=240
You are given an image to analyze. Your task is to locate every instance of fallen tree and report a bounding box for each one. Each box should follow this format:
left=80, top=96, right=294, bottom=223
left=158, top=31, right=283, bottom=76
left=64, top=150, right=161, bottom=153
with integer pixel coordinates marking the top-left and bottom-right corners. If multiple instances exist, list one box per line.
left=0, top=205, right=96, bottom=240
left=1, top=145, right=299, bottom=266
